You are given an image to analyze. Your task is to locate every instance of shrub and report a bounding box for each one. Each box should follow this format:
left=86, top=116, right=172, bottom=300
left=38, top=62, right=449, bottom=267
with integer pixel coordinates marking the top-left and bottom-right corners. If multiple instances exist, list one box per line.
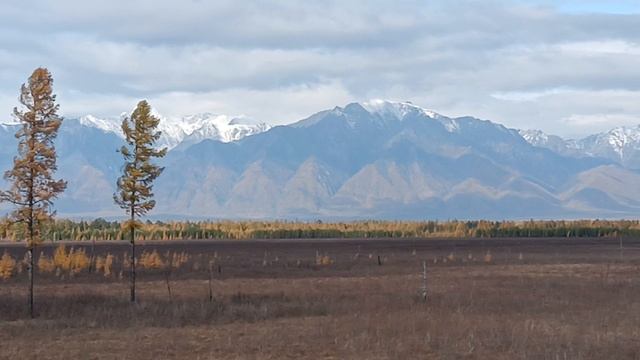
left=140, top=250, right=165, bottom=270
left=170, top=251, right=189, bottom=270
left=51, top=245, right=90, bottom=275
left=53, top=244, right=70, bottom=270
left=484, top=251, right=493, bottom=263
left=94, top=255, right=105, bottom=273
left=0, top=251, right=16, bottom=280
left=104, top=253, right=114, bottom=277
left=38, top=252, right=56, bottom=273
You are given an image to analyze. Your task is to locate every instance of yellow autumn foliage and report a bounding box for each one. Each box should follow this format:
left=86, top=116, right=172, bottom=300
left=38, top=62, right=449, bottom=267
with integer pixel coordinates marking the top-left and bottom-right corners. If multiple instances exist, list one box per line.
left=94, top=255, right=105, bottom=273
left=103, top=253, right=114, bottom=277
left=94, top=254, right=115, bottom=277
left=0, top=251, right=16, bottom=280
left=70, top=249, right=90, bottom=274
left=140, top=250, right=165, bottom=270
left=38, top=252, right=56, bottom=273
left=170, top=251, right=189, bottom=270
left=53, top=244, right=70, bottom=269
left=51, top=244, right=90, bottom=275
left=315, top=252, right=332, bottom=266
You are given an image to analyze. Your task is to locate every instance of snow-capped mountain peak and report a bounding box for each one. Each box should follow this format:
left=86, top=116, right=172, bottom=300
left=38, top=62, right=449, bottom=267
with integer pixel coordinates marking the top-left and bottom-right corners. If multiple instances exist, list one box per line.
left=162, top=113, right=270, bottom=149
left=78, top=115, right=122, bottom=135
left=362, top=99, right=460, bottom=132
left=327, top=99, right=458, bottom=132
left=519, top=125, right=640, bottom=168
left=361, top=99, right=441, bottom=120
left=519, top=129, right=549, bottom=145
left=75, top=111, right=270, bottom=150
left=594, top=125, right=640, bottom=157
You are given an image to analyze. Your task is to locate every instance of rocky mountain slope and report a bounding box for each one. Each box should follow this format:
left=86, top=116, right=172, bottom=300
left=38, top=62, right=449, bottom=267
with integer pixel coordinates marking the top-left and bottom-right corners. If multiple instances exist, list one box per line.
left=1, top=101, right=639, bottom=219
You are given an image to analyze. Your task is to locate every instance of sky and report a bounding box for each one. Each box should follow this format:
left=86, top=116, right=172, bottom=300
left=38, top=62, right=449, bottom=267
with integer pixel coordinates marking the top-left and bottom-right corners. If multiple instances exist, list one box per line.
left=0, top=0, right=639, bottom=138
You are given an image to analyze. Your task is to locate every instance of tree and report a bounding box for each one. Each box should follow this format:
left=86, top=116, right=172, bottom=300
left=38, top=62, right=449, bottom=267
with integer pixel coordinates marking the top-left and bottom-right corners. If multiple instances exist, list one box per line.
left=114, top=100, right=167, bottom=302
left=0, top=68, right=66, bottom=318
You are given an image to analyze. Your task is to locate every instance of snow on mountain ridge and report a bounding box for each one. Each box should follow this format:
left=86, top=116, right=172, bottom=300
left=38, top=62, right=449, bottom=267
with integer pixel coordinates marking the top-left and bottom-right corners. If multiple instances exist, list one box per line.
left=519, top=125, right=640, bottom=167
left=363, top=99, right=461, bottom=133
left=79, top=115, right=122, bottom=135
left=521, top=126, right=640, bottom=153
left=595, top=125, right=640, bottom=157
left=76, top=112, right=270, bottom=150
left=361, top=99, right=441, bottom=120
left=519, top=129, right=548, bottom=144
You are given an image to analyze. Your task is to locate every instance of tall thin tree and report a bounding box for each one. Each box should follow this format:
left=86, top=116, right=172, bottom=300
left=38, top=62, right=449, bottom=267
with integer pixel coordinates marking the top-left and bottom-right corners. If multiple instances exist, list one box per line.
left=114, top=100, right=167, bottom=302
left=0, top=68, right=67, bottom=318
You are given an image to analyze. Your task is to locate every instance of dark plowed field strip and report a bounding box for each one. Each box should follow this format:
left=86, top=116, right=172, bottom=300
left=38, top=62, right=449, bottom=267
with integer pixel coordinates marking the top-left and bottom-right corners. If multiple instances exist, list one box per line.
left=1, top=237, right=638, bottom=281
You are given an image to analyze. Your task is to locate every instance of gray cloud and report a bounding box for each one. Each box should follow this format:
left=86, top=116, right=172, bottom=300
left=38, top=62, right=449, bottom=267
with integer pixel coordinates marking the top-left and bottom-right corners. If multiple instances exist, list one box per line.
left=0, top=0, right=639, bottom=137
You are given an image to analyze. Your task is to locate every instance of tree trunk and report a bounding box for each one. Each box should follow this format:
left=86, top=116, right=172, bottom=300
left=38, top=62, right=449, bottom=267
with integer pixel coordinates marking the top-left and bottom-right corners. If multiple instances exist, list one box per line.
left=28, top=195, right=34, bottom=318
left=28, top=246, right=34, bottom=318
left=130, top=211, right=136, bottom=303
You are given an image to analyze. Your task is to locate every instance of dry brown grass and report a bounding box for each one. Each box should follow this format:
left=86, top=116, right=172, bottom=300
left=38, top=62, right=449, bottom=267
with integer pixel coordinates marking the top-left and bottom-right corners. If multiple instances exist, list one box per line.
left=1, top=239, right=640, bottom=359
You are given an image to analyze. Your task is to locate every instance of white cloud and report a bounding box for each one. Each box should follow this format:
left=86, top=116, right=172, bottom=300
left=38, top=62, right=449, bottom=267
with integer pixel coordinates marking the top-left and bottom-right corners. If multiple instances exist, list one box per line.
left=491, top=88, right=575, bottom=102
left=0, top=1, right=639, bottom=137
left=56, top=81, right=353, bottom=126
left=563, top=113, right=640, bottom=127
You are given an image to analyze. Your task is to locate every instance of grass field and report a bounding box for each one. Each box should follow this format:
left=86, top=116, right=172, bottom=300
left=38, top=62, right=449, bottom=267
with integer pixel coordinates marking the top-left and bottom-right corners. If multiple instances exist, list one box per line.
left=1, top=237, right=640, bottom=359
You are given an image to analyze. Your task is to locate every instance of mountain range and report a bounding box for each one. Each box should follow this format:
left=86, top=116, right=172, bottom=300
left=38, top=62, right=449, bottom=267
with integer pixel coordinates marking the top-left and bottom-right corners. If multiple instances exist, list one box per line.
left=1, top=100, right=640, bottom=220
left=519, top=127, right=640, bottom=170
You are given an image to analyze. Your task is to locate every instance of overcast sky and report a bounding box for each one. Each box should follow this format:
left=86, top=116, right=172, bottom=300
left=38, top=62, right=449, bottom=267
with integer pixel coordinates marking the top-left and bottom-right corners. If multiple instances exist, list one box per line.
left=1, top=0, right=639, bottom=138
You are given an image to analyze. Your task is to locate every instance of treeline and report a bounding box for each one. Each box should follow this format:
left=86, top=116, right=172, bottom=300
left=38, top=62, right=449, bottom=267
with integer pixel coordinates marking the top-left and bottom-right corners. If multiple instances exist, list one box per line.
left=0, top=219, right=638, bottom=242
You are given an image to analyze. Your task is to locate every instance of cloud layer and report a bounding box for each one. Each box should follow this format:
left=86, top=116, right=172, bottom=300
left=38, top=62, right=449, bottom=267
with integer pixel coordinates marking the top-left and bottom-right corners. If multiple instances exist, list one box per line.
left=0, top=0, right=639, bottom=137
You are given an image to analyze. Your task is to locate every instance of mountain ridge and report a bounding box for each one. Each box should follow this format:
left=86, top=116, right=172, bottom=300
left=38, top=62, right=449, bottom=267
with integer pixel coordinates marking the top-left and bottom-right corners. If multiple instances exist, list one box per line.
left=65, top=111, right=271, bottom=150
left=1, top=100, right=639, bottom=220
left=519, top=125, right=640, bottom=169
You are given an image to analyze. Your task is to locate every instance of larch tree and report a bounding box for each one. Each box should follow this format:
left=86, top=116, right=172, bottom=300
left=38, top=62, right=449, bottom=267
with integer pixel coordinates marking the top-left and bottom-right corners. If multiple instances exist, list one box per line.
left=0, top=68, right=67, bottom=318
left=114, top=100, right=167, bottom=302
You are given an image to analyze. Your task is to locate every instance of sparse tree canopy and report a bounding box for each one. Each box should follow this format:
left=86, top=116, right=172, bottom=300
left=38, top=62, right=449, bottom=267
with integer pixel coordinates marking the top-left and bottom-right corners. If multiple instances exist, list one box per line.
left=1, top=68, right=67, bottom=235
left=114, top=100, right=167, bottom=226
left=114, top=100, right=167, bottom=302
left=0, top=67, right=66, bottom=317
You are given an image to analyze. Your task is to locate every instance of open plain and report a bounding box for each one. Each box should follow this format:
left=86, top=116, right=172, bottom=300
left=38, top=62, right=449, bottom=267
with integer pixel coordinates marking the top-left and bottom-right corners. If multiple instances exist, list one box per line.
left=1, top=237, right=640, bottom=359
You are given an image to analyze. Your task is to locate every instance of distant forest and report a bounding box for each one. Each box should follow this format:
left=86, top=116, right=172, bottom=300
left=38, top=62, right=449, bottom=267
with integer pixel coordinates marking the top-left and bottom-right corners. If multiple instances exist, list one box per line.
left=0, top=219, right=638, bottom=242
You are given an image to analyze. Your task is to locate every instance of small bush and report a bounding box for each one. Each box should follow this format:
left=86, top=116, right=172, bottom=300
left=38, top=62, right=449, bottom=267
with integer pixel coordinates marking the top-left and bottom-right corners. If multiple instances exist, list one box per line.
left=140, top=250, right=165, bottom=270
left=0, top=251, right=16, bottom=280
left=103, top=253, right=114, bottom=277
left=37, top=253, right=56, bottom=273
left=484, top=251, right=493, bottom=263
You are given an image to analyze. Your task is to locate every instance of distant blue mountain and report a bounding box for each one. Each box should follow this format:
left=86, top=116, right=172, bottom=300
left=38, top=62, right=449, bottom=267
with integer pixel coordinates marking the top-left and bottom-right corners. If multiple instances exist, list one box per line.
left=2, top=100, right=640, bottom=220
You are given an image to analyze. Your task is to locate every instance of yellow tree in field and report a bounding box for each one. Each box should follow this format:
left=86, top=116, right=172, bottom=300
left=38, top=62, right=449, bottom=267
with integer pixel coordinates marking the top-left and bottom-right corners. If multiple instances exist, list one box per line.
left=0, top=68, right=66, bottom=317
left=114, top=100, right=167, bottom=302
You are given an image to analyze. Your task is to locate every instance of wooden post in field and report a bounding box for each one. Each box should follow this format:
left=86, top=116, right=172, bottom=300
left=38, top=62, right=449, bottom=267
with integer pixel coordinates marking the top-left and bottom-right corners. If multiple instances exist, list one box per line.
left=165, top=268, right=172, bottom=301
left=89, top=237, right=96, bottom=273
left=619, top=235, right=623, bottom=262
left=377, top=255, right=382, bottom=266
left=208, top=260, right=213, bottom=302
left=421, top=260, right=428, bottom=302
